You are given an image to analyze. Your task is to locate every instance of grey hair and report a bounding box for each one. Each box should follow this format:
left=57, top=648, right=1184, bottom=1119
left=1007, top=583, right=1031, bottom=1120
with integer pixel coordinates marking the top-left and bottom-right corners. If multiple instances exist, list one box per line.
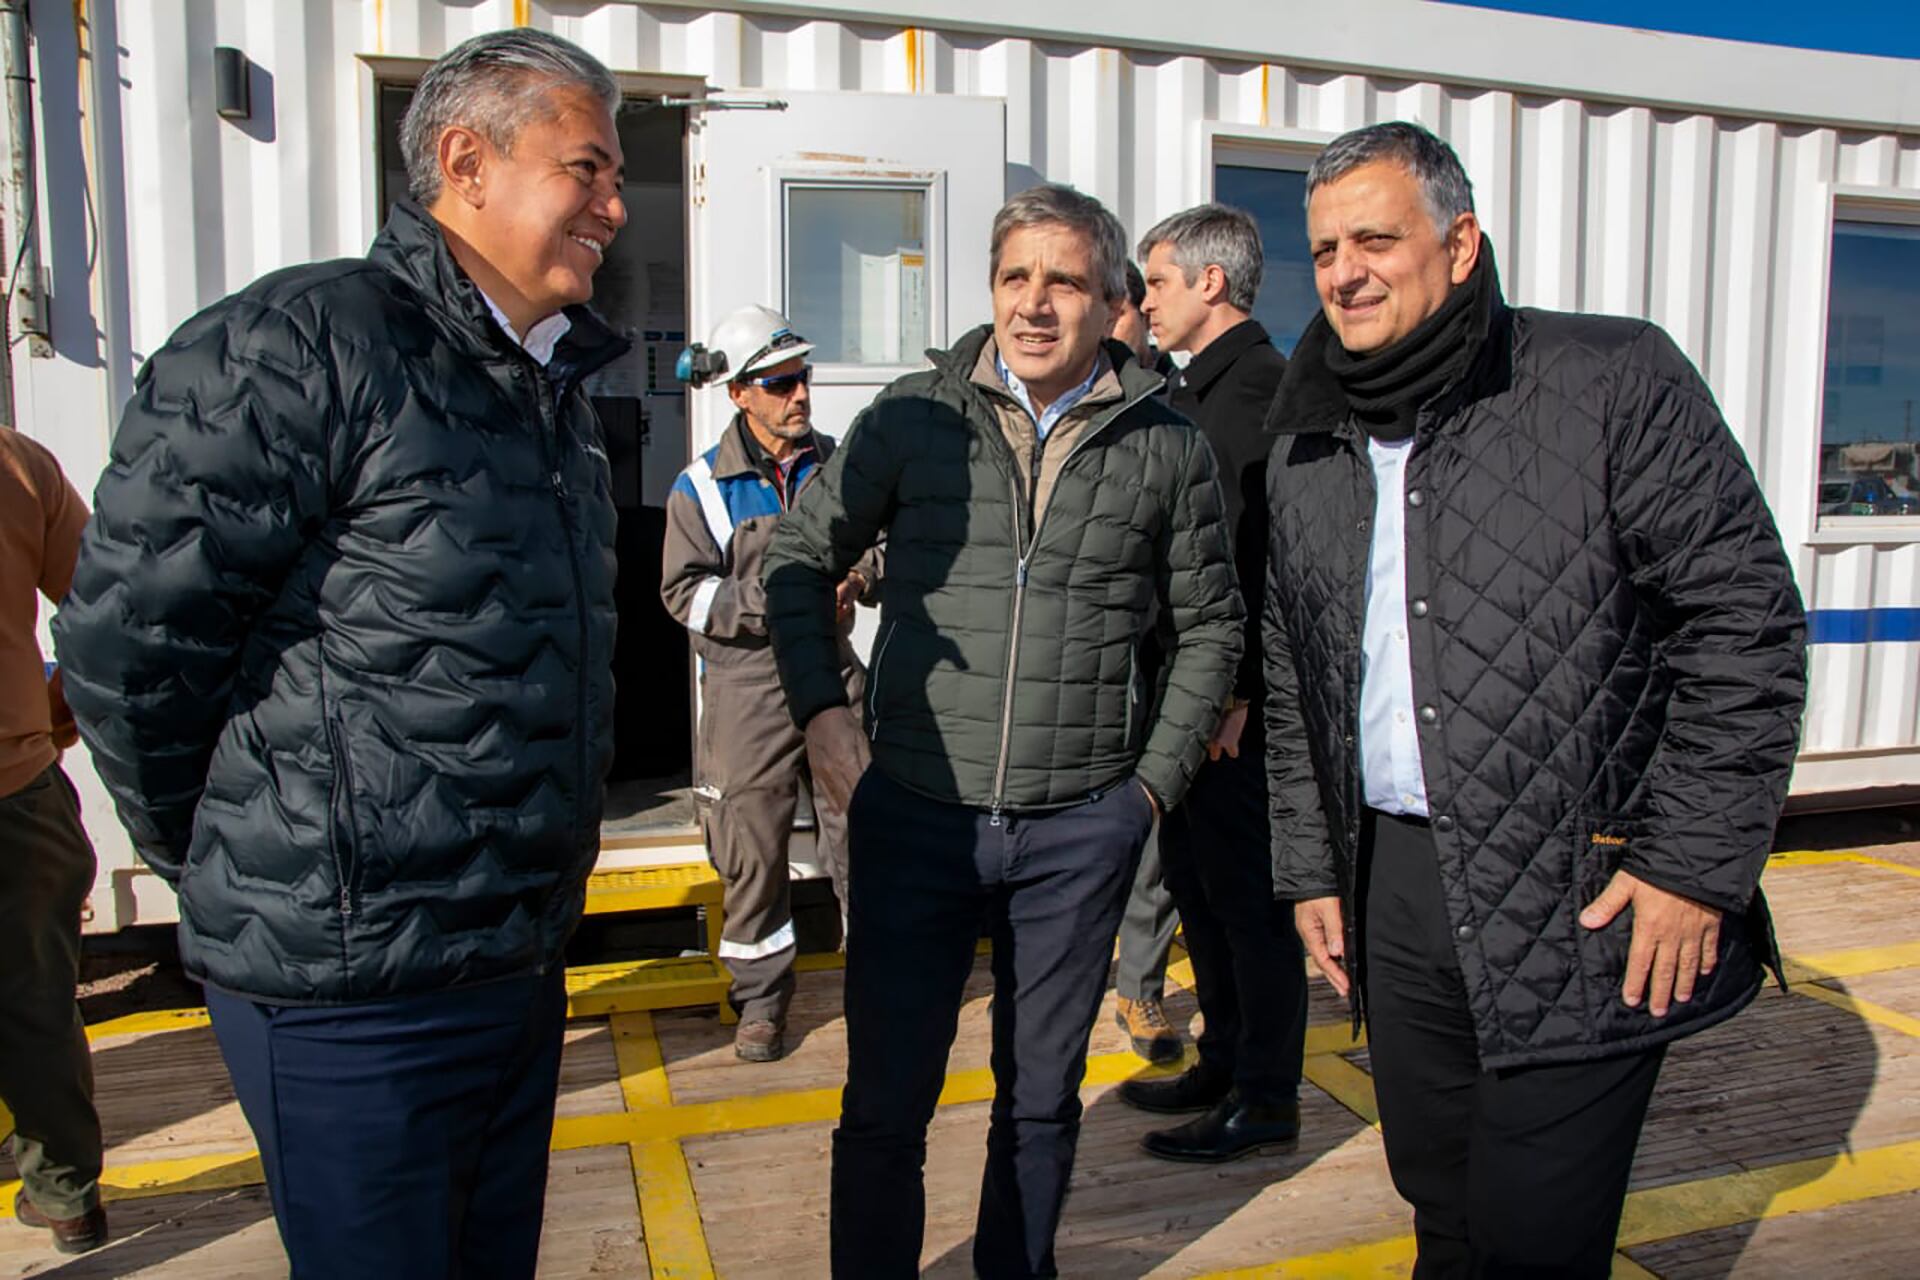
left=990, top=185, right=1129, bottom=303
left=1305, top=122, right=1475, bottom=237
left=402, top=28, right=620, bottom=205
left=1137, top=203, right=1265, bottom=312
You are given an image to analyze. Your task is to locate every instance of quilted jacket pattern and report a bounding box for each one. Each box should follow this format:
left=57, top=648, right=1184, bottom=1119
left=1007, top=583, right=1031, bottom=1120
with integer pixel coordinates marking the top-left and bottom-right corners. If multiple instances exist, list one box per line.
left=55, top=201, right=628, bottom=1004
left=1261, top=283, right=1806, bottom=1069
left=764, top=327, right=1244, bottom=812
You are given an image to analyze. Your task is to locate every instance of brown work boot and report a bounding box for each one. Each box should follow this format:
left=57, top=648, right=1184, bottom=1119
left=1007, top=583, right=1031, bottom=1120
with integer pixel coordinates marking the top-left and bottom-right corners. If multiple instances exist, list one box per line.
left=1115, top=995, right=1182, bottom=1064
left=734, top=1018, right=785, bottom=1062
left=13, top=1189, right=108, bottom=1255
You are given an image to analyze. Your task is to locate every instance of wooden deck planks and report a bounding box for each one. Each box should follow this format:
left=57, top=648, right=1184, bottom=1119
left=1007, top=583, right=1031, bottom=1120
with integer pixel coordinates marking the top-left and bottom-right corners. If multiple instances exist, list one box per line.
left=4, top=827, right=1918, bottom=1278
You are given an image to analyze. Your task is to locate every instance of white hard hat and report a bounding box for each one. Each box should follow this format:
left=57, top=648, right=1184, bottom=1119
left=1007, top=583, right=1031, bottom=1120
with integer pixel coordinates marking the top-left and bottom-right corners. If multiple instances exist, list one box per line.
left=679, top=305, right=814, bottom=388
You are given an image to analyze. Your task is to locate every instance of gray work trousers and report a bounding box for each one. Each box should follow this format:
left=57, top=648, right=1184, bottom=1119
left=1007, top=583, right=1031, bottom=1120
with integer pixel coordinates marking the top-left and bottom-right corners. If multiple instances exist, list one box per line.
left=0, top=764, right=103, bottom=1220
left=1114, top=829, right=1179, bottom=1002
left=697, top=663, right=862, bottom=1023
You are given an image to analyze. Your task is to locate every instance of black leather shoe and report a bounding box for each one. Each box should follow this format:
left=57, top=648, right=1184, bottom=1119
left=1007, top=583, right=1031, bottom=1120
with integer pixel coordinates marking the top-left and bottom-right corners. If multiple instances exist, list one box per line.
left=1116, top=1064, right=1231, bottom=1115
left=1140, top=1095, right=1301, bottom=1164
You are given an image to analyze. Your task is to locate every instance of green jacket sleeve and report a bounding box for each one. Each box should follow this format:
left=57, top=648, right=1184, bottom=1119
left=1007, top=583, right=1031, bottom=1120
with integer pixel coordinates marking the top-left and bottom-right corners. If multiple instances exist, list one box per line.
left=1136, top=429, right=1244, bottom=810
left=764, top=406, right=901, bottom=728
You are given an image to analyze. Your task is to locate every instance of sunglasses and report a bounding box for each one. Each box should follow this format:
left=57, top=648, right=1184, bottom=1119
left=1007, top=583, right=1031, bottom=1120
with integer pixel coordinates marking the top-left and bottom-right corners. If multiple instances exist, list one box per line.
left=745, top=365, right=813, bottom=396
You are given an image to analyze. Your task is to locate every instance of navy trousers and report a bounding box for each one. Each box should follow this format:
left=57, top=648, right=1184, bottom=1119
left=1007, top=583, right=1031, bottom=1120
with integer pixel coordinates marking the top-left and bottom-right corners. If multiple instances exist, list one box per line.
left=205, top=968, right=567, bottom=1280
left=831, top=767, right=1155, bottom=1279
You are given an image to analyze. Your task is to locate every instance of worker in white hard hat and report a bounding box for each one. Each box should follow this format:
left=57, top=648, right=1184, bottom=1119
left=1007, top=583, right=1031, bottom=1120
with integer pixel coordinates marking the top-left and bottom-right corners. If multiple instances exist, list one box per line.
left=661, top=304, right=877, bottom=1062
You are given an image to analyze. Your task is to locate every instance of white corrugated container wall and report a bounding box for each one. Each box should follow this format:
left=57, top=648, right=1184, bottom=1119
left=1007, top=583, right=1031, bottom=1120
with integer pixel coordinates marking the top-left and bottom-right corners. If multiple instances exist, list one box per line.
left=18, top=0, right=1920, bottom=930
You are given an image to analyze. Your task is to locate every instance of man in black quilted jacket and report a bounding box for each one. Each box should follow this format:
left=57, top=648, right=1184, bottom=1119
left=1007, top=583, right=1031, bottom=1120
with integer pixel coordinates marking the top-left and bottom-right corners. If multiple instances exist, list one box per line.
left=54, top=30, right=628, bottom=1278
left=1261, top=122, right=1806, bottom=1276
left=764, top=185, right=1244, bottom=1279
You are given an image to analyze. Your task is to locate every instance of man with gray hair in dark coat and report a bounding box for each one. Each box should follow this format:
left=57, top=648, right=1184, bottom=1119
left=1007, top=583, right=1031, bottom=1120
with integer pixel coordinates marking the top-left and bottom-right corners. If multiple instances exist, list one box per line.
left=56, top=28, right=629, bottom=1276
left=1263, top=121, right=1806, bottom=1275
left=765, top=183, right=1244, bottom=1278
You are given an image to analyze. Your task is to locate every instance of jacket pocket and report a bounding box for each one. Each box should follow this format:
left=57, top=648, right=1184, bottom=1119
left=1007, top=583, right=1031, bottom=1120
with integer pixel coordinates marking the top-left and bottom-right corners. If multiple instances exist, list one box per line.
left=866, top=618, right=900, bottom=741
left=325, top=716, right=360, bottom=919
left=1123, top=647, right=1140, bottom=751
left=1572, top=811, right=1638, bottom=1029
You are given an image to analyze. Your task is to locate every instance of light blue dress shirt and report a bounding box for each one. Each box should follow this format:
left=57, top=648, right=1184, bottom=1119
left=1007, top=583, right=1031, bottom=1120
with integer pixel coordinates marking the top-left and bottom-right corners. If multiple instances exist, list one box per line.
left=995, top=349, right=1103, bottom=439
left=1359, top=435, right=1430, bottom=817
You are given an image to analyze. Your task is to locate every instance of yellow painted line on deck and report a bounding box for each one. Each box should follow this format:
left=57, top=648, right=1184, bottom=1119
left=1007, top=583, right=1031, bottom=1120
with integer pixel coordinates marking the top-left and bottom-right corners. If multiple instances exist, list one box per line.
left=0, top=1151, right=263, bottom=1220
left=86, top=1006, right=212, bottom=1041
left=1301, top=1053, right=1380, bottom=1128
left=1793, top=981, right=1920, bottom=1040
left=1770, top=849, right=1920, bottom=882
left=1199, top=1232, right=1415, bottom=1278
left=1616, top=1135, right=1920, bottom=1245
left=612, top=1012, right=717, bottom=1280
left=1199, top=1136, right=1920, bottom=1278
left=1783, top=940, right=1920, bottom=983
left=1609, top=1254, right=1660, bottom=1279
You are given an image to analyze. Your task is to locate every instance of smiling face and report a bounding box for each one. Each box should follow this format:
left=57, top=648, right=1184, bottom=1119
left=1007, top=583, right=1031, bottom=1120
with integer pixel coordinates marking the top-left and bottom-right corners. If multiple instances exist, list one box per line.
left=992, top=221, right=1115, bottom=411
left=1307, top=159, right=1478, bottom=355
left=431, top=83, right=627, bottom=334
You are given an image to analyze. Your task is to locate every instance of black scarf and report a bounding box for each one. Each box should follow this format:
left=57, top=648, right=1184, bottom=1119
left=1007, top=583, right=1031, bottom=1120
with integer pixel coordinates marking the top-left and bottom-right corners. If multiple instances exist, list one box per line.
left=1324, top=238, right=1495, bottom=441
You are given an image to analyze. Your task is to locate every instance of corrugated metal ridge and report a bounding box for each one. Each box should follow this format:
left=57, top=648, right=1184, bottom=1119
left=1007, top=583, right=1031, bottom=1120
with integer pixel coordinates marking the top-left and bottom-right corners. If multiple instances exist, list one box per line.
left=627, top=0, right=1920, bottom=134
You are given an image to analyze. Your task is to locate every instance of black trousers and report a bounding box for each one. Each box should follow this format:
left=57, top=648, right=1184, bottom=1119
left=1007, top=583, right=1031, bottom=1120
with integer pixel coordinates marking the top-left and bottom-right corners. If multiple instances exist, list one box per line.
left=0, top=765, right=103, bottom=1220
left=206, top=968, right=567, bottom=1280
left=1157, top=719, right=1308, bottom=1103
left=1363, top=810, right=1665, bottom=1279
left=830, top=767, right=1154, bottom=1279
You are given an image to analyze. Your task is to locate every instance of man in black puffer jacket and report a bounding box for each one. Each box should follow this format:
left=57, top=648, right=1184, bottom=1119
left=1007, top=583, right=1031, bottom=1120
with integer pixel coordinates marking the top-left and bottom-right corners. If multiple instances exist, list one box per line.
left=54, top=30, right=629, bottom=1278
left=1262, top=123, right=1806, bottom=1276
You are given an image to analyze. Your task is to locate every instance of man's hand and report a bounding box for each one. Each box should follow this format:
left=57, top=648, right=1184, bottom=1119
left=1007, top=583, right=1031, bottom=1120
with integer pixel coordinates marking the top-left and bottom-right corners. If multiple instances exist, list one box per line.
left=1294, top=896, right=1350, bottom=998
left=1207, top=700, right=1249, bottom=762
left=804, top=705, right=870, bottom=817
left=834, top=571, right=865, bottom=625
left=1579, top=870, right=1722, bottom=1018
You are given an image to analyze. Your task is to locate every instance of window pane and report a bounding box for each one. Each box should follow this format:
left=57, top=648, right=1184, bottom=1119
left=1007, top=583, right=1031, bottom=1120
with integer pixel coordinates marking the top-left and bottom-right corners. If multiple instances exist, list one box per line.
left=1214, top=165, right=1318, bottom=356
left=1821, top=218, right=1920, bottom=520
left=786, top=186, right=930, bottom=365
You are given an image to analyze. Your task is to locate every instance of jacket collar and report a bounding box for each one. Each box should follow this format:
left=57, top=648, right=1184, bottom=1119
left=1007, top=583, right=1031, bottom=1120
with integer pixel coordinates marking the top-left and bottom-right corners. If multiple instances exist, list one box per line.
left=933, top=324, right=1167, bottom=408
left=368, top=199, right=629, bottom=388
left=713, top=413, right=828, bottom=481
left=1262, top=242, right=1510, bottom=439
left=1174, top=318, right=1271, bottom=400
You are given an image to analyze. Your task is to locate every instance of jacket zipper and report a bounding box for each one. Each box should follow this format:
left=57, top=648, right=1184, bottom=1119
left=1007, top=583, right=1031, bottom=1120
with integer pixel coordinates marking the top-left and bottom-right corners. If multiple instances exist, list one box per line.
left=324, top=715, right=358, bottom=921
left=866, top=618, right=899, bottom=741
left=987, top=381, right=1162, bottom=821
left=532, top=366, right=592, bottom=850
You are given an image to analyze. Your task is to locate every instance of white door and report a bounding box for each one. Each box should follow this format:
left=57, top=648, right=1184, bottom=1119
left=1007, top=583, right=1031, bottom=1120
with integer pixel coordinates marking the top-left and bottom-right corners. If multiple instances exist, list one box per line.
left=687, top=91, right=1007, bottom=454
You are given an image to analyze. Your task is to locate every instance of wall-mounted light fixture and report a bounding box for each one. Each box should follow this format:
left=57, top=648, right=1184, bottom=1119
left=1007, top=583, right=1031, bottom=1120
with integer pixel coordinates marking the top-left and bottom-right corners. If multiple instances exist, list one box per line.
left=213, top=46, right=251, bottom=120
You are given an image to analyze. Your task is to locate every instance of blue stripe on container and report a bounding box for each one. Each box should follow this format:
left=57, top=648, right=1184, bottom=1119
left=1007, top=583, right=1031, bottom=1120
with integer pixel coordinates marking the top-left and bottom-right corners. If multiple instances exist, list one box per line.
left=1806, top=608, right=1920, bottom=645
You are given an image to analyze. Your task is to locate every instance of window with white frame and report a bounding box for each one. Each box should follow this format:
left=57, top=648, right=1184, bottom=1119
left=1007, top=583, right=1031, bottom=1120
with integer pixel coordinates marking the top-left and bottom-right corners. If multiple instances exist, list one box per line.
left=1819, top=202, right=1920, bottom=523
left=785, top=183, right=931, bottom=367
left=1213, top=151, right=1320, bottom=356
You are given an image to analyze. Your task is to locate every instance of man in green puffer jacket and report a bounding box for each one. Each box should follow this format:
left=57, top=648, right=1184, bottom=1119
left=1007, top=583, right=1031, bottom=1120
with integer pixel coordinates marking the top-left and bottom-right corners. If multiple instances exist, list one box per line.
left=763, top=184, right=1244, bottom=1279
